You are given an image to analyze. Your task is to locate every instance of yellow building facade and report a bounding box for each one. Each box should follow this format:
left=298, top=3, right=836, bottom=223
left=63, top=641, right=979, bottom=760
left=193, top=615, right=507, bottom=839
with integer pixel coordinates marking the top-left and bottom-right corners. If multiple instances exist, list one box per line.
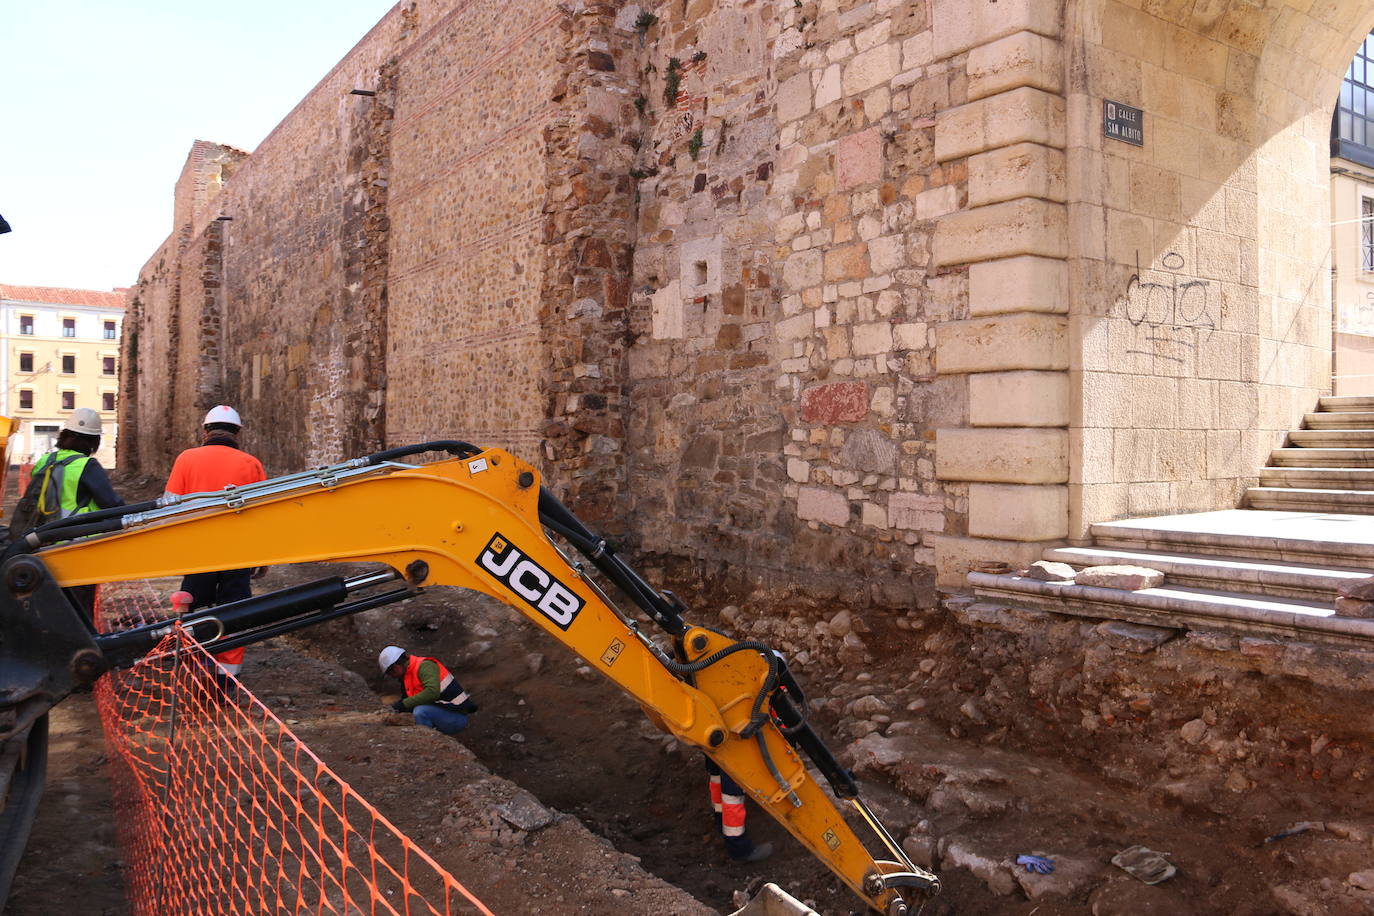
left=0, top=285, right=124, bottom=466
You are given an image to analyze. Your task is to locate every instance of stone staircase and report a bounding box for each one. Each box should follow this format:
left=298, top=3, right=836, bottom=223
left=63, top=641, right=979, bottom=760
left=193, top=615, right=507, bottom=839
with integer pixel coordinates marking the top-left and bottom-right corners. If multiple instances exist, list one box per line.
left=968, top=397, right=1374, bottom=647
left=1247, top=395, right=1374, bottom=513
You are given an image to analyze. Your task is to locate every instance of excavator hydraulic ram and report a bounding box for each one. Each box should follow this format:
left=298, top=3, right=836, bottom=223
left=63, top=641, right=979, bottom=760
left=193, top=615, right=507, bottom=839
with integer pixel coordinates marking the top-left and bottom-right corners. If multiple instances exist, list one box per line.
left=0, top=441, right=938, bottom=914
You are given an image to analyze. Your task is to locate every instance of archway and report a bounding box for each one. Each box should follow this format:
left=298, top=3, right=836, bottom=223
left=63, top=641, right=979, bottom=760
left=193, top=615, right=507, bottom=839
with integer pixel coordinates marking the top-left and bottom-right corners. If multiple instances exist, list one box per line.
left=1064, top=0, right=1374, bottom=537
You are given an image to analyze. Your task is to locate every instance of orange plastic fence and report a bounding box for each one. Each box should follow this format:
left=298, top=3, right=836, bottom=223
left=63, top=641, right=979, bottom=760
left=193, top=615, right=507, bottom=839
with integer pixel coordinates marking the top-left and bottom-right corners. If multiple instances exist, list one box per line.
left=94, top=583, right=495, bottom=916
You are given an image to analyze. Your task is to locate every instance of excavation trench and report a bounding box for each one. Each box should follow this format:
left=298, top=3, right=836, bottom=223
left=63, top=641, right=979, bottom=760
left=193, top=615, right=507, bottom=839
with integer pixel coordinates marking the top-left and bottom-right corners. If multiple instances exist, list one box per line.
left=15, top=554, right=1374, bottom=915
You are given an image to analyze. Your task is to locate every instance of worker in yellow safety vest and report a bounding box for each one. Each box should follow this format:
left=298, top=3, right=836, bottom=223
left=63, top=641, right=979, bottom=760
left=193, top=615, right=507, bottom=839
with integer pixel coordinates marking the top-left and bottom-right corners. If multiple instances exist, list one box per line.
left=17, top=408, right=123, bottom=619
left=378, top=645, right=478, bottom=734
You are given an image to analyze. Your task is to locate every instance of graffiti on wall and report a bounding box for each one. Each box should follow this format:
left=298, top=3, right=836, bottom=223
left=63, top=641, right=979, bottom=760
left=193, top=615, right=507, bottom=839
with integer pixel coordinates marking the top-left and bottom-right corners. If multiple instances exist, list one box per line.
left=1115, top=251, right=1215, bottom=362
left=1338, top=290, right=1374, bottom=337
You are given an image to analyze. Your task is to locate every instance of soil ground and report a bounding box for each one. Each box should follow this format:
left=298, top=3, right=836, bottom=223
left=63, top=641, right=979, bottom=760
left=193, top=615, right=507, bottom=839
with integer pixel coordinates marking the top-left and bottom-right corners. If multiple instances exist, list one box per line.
left=8, top=473, right=1374, bottom=914
left=7, top=696, right=127, bottom=916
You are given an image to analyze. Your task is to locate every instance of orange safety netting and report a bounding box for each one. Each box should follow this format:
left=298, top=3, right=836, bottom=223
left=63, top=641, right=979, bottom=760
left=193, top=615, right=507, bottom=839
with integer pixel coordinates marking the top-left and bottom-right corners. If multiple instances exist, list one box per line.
left=93, top=583, right=494, bottom=916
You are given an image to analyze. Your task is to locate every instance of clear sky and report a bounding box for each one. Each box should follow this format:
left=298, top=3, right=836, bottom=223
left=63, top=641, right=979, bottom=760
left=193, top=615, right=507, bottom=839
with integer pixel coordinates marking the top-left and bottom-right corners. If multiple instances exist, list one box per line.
left=0, top=0, right=397, bottom=292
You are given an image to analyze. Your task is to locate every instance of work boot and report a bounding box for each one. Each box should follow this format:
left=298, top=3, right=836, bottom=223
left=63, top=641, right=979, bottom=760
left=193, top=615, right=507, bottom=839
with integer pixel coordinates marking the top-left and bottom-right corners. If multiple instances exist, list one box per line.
left=731, top=841, right=773, bottom=864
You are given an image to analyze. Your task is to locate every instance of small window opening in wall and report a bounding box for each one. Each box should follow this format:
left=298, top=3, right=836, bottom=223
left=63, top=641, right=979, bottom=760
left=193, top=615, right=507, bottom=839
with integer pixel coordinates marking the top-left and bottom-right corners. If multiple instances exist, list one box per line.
left=19, top=352, right=32, bottom=373
left=18, top=390, right=32, bottom=409
left=103, top=320, right=116, bottom=340
left=62, top=318, right=75, bottom=338
left=103, top=356, right=115, bottom=375
left=61, top=391, right=74, bottom=410
left=61, top=355, right=75, bottom=374
left=694, top=261, right=708, bottom=286
left=19, top=315, right=33, bottom=335
left=102, top=392, right=115, bottom=412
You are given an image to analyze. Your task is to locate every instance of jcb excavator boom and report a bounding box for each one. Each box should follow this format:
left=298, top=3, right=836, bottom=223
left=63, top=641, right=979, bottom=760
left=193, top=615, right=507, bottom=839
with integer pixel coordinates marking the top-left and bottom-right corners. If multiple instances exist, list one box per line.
left=0, top=441, right=938, bottom=914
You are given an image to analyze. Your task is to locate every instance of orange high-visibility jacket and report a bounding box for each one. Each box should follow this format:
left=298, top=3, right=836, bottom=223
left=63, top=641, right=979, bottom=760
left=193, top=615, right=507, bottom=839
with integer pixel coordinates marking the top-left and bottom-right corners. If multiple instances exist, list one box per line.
left=402, top=655, right=469, bottom=708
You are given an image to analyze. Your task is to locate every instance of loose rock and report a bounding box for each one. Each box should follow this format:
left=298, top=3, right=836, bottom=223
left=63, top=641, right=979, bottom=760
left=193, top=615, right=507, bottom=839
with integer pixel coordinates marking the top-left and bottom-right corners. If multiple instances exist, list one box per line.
left=959, top=699, right=987, bottom=724
left=1180, top=719, right=1208, bottom=745
left=1026, top=560, right=1076, bottom=581
left=943, top=840, right=1017, bottom=896
left=1338, top=576, right=1374, bottom=601
left=851, top=695, right=890, bottom=718
left=1096, top=621, right=1178, bottom=653
left=901, top=834, right=938, bottom=869
left=1077, top=565, right=1164, bottom=590
left=494, top=790, right=554, bottom=832
left=1335, top=597, right=1374, bottom=619
left=1015, top=854, right=1102, bottom=899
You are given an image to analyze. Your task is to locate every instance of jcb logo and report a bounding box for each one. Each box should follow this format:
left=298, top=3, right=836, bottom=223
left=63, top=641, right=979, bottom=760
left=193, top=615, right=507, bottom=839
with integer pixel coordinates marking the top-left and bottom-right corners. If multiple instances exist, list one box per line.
left=478, top=533, right=585, bottom=630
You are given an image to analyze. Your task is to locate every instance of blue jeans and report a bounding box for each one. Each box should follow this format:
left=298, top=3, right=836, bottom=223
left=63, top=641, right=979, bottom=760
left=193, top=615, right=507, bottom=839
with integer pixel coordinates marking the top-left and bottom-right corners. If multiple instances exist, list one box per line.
left=413, top=704, right=469, bottom=734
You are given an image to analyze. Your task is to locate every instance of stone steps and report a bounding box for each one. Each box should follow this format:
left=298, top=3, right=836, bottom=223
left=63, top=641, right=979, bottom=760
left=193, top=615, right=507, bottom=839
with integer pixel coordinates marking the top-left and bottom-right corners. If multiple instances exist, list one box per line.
left=1245, top=486, right=1374, bottom=513
left=964, top=394, right=1374, bottom=648
left=1303, top=411, right=1374, bottom=429
left=1269, top=448, right=1374, bottom=467
left=1319, top=395, right=1374, bottom=412
left=966, top=572, right=1374, bottom=647
left=1042, top=546, right=1368, bottom=603
left=1088, top=512, right=1374, bottom=567
left=1259, top=467, right=1374, bottom=489
left=1287, top=429, right=1374, bottom=448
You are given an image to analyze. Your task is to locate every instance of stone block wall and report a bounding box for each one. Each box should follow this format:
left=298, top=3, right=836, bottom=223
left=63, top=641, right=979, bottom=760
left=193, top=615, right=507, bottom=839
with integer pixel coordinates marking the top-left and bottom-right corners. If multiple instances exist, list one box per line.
left=210, top=9, right=409, bottom=472
left=384, top=1, right=564, bottom=463
left=538, top=3, right=641, bottom=529
left=615, top=0, right=976, bottom=602
left=1061, top=0, right=1362, bottom=538
left=122, top=141, right=245, bottom=475
left=121, top=0, right=1356, bottom=599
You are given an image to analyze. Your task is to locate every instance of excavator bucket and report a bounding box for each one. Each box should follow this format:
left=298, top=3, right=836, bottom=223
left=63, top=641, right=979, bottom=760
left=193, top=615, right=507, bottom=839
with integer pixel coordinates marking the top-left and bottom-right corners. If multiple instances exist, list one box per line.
left=728, top=883, right=821, bottom=916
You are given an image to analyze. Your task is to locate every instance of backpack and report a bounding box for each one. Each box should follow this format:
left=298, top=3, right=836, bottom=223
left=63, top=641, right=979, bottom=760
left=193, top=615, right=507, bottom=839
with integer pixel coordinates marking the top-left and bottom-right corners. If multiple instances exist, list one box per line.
left=10, top=453, right=83, bottom=534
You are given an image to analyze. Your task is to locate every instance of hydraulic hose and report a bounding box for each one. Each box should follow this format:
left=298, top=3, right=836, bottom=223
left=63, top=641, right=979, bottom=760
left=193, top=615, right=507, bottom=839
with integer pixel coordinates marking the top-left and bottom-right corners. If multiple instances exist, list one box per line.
left=29, top=498, right=161, bottom=536
left=362, top=441, right=481, bottom=465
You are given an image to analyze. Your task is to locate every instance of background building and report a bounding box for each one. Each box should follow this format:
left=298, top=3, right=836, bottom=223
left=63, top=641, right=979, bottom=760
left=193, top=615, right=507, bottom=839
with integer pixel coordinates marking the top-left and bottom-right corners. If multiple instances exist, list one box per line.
left=0, top=285, right=124, bottom=465
left=1332, top=31, right=1374, bottom=395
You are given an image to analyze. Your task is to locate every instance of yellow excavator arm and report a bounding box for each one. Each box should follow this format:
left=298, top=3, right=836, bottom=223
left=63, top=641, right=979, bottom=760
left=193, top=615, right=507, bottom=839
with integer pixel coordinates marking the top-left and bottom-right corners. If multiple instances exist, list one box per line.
left=0, top=442, right=937, bottom=914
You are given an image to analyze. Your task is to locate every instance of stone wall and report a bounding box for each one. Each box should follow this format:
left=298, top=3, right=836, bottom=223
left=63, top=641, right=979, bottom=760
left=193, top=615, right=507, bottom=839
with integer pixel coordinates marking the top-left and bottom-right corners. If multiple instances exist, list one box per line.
left=537, top=3, right=640, bottom=529
left=209, top=9, right=407, bottom=472
left=383, top=1, right=564, bottom=462
left=122, top=0, right=1360, bottom=597
left=1061, top=0, right=1361, bottom=545
left=122, top=142, right=246, bottom=474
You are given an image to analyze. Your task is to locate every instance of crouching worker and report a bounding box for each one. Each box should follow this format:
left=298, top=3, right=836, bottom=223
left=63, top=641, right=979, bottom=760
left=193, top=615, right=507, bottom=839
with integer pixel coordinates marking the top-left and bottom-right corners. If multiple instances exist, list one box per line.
left=378, top=645, right=478, bottom=735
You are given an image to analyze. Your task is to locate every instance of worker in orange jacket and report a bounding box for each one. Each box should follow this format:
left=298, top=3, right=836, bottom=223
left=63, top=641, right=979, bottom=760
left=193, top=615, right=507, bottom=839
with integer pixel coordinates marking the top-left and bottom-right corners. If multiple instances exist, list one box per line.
left=164, top=406, right=267, bottom=683
left=378, top=645, right=478, bottom=734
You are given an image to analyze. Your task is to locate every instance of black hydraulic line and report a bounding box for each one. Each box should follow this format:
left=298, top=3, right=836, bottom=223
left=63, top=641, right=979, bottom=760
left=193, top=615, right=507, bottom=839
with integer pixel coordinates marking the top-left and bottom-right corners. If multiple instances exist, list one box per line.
left=22, top=517, right=125, bottom=548
left=29, top=498, right=161, bottom=536
left=537, top=486, right=687, bottom=636
left=362, top=441, right=481, bottom=466
left=201, top=587, right=414, bottom=655
left=536, top=484, right=860, bottom=798
left=95, top=577, right=350, bottom=669
left=770, top=680, right=860, bottom=799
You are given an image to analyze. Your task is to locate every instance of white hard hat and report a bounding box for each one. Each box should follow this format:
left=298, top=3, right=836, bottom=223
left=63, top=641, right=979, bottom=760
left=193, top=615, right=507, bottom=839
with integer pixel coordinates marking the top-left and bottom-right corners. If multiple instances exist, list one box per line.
left=62, top=407, right=102, bottom=436
left=378, top=645, right=406, bottom=673
left=203, top=405, right=242, bottom=427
